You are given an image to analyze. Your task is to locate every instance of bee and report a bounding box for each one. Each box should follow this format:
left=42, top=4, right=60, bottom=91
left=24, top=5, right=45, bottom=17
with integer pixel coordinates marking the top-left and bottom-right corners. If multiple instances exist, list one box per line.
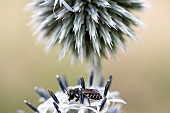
left=66, top=87, right=102, bottom=104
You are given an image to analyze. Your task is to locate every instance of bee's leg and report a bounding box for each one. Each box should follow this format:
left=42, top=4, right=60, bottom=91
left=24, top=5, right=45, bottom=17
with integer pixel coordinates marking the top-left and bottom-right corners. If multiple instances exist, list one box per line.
left=87, top=97, right=90, bottom=106
left=75, top=98, right=79, bottom=102
left=75, top=94, right=79, bottom=102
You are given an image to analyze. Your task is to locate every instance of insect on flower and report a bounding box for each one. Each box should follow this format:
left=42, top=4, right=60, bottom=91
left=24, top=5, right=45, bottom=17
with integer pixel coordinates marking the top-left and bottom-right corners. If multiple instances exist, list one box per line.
left=64, top=76, right=102, bottom=105
left=66, top=87, right=102, bottom=103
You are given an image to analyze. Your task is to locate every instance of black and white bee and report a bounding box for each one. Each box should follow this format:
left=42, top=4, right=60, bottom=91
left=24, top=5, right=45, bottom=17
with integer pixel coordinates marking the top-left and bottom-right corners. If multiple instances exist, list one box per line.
left=55, top=73, right=112, bottom=105
left=67, top=88, right=102, bottom=102
left=66, top=76, right=102, bottom=104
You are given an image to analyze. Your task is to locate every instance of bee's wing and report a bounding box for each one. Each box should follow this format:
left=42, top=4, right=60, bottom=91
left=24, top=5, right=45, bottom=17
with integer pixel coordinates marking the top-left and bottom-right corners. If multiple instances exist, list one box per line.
left=83, top=89, right=99, bottom=94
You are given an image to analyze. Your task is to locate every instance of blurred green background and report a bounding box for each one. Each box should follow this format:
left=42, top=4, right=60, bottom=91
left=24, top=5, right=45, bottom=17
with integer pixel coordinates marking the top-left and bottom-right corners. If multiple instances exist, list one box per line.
left=0, top=0, right=170, bottom=113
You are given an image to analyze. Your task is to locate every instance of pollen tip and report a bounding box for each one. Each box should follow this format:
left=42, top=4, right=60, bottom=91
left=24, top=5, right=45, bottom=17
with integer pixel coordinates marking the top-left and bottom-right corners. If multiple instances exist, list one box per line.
left=56, top=75, right=59, bottom=78
left=34, top=86, right=38, bottom=90
left=24, top=100, right=27, bottom=103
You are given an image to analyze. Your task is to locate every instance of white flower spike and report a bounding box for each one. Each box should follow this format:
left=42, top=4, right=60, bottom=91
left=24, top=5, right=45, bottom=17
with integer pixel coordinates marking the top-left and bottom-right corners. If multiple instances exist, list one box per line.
left=54, top=0, right=73, bottom=12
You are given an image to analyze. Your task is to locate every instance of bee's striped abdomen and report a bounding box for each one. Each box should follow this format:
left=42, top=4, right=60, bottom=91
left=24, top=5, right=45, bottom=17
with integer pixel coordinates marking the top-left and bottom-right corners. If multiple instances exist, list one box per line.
left=85, top=93, right=102, bottom=100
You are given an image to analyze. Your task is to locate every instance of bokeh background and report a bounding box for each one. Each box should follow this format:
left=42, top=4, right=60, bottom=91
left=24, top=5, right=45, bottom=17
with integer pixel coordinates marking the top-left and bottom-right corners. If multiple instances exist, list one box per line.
left=0, top=0, right=170, bottom=113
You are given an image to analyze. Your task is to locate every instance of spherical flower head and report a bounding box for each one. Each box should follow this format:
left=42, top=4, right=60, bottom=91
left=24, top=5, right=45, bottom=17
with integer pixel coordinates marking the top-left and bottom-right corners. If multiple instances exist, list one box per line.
left=21, top=73, right=126, bottom=113
left=27, top=0, right=146, bottom=62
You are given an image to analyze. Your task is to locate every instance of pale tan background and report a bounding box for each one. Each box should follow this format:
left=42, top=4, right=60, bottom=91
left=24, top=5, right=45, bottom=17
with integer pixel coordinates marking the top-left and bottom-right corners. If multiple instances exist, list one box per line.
left=0, top=0, right=170, bottom=113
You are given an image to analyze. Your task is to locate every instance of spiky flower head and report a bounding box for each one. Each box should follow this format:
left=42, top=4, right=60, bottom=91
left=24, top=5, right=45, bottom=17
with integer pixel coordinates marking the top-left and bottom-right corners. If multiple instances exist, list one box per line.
left=28, top=0, right=145, bottom=63
left=19, top=72, right=126, bottom=113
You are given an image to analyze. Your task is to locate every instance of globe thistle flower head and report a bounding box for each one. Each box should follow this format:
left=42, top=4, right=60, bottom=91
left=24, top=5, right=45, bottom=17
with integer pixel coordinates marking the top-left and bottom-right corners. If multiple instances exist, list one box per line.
left=20, top=72, right=126, bottom=113
left=28, top=0, right=146, bottom=63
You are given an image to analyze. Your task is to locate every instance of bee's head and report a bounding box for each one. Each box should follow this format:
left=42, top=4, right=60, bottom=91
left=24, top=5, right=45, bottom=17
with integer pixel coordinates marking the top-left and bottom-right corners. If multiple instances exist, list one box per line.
left=67, top=89, right=75, bottom=101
